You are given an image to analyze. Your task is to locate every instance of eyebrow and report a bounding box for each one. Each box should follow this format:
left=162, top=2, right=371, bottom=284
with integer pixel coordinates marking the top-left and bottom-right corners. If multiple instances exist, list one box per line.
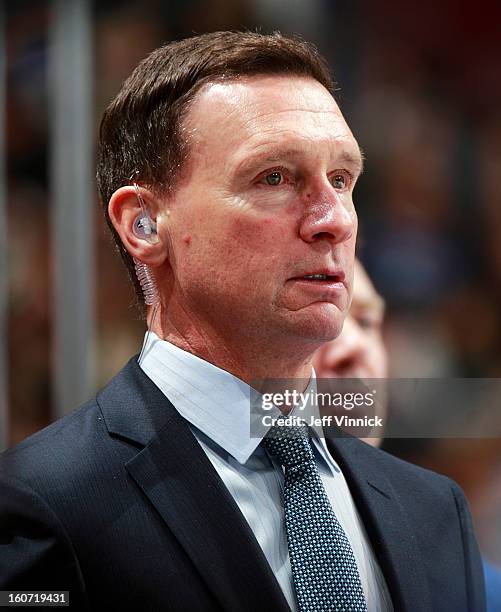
left=339, top=148, right=365, bottom=176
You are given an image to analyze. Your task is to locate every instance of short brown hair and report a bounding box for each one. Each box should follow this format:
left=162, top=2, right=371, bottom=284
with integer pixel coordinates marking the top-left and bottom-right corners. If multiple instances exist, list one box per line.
left=96, top=30, right=335, bottom=305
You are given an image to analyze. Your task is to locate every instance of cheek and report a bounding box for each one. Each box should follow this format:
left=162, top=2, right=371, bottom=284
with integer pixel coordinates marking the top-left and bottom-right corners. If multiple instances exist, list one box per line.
left=368, top=338, right=388, bottom=377
left=177, top=216, right=284, bottom=291
left=223, top=215, right=292, bottom=281
left=228, top=215, right=285, bottom=251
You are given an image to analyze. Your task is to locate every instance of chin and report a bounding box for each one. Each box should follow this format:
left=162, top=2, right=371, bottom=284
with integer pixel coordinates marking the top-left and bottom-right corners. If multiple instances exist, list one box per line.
left=312, top=305, right=346, bottom=339
left=289, top=314, right=344, bottom=344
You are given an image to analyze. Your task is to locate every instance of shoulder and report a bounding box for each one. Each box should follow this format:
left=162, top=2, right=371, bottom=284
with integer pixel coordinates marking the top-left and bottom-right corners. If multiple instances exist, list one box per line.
left=373, top=442, right=468, bottom=500
left=0, top=355, right=176, bottom=506
left=0, top=356, right=158, bottom=489
left=0, top=399, right=107, bottom=490
left=330, top=433, right=465, bottom=506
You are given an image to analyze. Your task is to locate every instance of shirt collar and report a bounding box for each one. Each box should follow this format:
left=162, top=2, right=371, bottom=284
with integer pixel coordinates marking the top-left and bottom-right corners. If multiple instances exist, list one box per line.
left=139, top=331, right=337, bottom=471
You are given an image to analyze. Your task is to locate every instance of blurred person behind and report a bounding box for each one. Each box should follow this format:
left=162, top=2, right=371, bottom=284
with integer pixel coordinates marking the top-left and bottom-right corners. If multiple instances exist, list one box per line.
left=314, top=259, right=501, bottom=611
left=314, top=258, right=387, bottom=381
left=314, top=258, right=387, bottom=447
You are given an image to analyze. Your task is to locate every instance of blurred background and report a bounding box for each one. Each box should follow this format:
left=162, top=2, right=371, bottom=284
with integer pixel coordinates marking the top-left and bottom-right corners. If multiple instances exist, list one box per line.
left=2, top=0, right=501, bottom=565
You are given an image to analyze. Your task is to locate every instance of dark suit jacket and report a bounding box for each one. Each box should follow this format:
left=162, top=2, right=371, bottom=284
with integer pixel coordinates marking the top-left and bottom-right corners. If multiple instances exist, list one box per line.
left=0, top=358, right=486, bottom=611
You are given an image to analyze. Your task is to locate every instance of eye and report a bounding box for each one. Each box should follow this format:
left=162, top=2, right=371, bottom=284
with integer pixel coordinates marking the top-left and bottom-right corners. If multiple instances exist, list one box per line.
left=357, top=316, right=375, bottom=331
left=264, top=171, right=284, bottom=186
left=330, top=170, right=352, bottom=191
left=256, top=168, right=293, bottom=187
left=356, top=315, right=382, bottom=332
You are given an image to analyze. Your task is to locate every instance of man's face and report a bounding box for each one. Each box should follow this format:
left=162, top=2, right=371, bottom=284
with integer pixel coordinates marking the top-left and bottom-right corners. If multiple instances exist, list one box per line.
left=163, top=75, right=361, bottom=350
left=313, top=261, right=387, bottom=378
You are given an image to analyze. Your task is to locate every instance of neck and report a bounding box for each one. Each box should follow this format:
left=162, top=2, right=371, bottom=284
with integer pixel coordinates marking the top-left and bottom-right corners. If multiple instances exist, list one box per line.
left=148, top=303, right=316, bottom=386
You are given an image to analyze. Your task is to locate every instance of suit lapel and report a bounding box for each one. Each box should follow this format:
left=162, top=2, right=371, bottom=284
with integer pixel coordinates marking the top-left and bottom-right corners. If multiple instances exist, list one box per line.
left=327, top=435, right=432, bottom=612
left=98, top=359, right=290, bottom=612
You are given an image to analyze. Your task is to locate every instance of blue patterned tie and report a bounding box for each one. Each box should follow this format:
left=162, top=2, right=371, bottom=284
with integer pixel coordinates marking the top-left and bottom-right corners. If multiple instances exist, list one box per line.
left=263, top=421, right=368, bottom=612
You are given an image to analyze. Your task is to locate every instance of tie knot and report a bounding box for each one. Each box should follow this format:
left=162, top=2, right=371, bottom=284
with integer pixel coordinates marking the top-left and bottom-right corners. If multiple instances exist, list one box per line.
left=263, top=422, right=315, bottom=469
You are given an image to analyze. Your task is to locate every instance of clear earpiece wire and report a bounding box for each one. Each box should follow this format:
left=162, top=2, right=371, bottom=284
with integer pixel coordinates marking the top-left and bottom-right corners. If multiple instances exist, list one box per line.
left=134, top=258, right=159, bottom=306
left=129, top=172, right=161, bottom=364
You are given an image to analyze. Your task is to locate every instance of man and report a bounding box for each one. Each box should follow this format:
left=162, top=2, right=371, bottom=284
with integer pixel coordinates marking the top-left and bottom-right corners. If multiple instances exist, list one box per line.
left=0, top=31, right=485, bottom=611
left=314, top=259, right=387, bottom=382
left=313, top=258, right=387, bottom=447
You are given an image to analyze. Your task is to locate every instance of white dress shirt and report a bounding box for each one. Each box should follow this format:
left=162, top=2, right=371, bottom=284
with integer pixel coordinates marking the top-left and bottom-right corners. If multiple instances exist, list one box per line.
left=140, top=332, right=393, bottom=611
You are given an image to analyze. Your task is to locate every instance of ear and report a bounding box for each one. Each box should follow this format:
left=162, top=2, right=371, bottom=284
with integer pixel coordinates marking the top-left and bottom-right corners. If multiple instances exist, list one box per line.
left=108, top=186, right=168, bottom=267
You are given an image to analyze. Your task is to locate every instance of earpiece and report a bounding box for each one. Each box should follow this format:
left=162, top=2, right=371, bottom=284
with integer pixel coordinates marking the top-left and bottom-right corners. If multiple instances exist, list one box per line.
left=129, top=172, right=159, bottom=244
left=128, top=172, right=160, bottom=309
left=133, top=214, right=158, bottom=243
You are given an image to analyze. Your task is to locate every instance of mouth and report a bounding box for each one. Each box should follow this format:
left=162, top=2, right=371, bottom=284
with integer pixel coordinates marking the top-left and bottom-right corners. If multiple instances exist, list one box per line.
left=300, top=274, right=341, bottom=282
left=291, top=270, right=346, bottom=286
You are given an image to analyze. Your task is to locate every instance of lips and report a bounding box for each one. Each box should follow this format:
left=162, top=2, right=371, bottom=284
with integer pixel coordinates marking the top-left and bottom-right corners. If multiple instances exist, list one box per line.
left=286, top=267, right=348, bottom=307
left=291, top=269, right=346, bottom=283
left=301, top=274, right=340, bottom=282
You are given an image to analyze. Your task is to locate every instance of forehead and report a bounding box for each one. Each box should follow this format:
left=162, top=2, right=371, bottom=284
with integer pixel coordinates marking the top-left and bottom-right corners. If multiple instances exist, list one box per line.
left=183, top=75, right=360, bottom=165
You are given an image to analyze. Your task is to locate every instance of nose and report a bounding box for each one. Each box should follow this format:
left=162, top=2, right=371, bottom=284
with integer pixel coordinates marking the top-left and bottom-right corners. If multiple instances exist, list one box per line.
left=299, top=193, right=356, bottom=244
